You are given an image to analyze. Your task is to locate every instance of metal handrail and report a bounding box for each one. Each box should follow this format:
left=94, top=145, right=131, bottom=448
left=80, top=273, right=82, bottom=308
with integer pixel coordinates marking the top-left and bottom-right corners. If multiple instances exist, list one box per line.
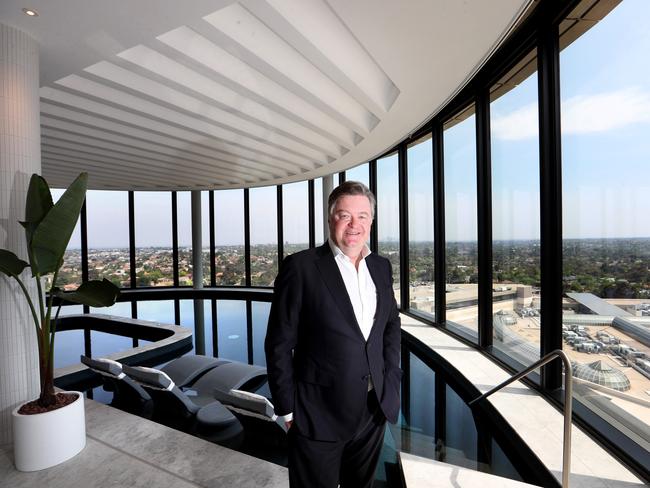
left=468, top=349, right=573, bottom=488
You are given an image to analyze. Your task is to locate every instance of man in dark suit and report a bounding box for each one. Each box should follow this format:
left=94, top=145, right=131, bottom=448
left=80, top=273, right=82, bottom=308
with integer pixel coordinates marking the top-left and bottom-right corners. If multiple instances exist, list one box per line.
left=265, top=181, right=401, bottom=488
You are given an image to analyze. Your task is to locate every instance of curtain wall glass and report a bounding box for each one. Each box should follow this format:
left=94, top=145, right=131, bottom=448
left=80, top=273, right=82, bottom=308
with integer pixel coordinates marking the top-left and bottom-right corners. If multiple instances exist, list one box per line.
left=50, top=189, right=83, bottom=289
left=345, top=162, right=370, bottom=187
left=282, top=181, right=309, bottom=257
left=560, top=0, right=650, bottom=451
left=489, top=50, right=541, bottom=365
left=444, top=106, right=478, bottom=340
left=214, top=189, right=245, bottom=286
left=86, top=190, right=129, bottom=287
left=249, top=186, right=278, bottom=286
left=176, top=191, right=193, bottom=286
left=377, top=152, right=401, bottom=301
left=134, top=192, right=173, bottom=287
left=314, top=178, right=324, bottom=246
left=407, top=135, right=435, bottom=318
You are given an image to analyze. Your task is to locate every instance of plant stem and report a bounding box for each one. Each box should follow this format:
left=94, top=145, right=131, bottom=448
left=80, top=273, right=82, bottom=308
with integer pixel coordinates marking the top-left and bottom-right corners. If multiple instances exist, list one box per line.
left=42, top=266, right=60, bottom=398
left=49, top=302, right=63, bottom=366
left=35, top=273, right=45, bottom=325
left=9, top=271, right=41, bottom=336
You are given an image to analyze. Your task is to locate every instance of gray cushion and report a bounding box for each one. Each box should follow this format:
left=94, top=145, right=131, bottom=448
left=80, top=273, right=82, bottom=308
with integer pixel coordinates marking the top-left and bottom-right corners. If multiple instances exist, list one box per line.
left=81, top=355, right=124, bottom=378
left=196, top=401, right=238, bottom=427
left=123, top=365, right=175, bottom=390
left=213, top=388, right=276, bottom=419
left=161, top=355, right=229, bottom=387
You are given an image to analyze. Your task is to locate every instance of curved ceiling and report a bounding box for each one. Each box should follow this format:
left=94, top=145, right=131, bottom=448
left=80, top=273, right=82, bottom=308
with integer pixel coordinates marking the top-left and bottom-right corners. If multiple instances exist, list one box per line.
left=1, top=0, right=532, bottom=190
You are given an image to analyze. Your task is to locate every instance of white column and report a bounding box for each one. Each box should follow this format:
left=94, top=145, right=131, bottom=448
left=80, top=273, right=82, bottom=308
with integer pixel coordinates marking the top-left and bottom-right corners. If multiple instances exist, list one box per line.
left=191, top=190, right=205, bottom=355
left=0, top=24, right=41, bottom=445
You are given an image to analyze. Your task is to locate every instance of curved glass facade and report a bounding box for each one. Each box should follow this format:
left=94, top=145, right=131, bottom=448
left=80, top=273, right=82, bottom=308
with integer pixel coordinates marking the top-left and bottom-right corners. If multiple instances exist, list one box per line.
left=52, top=0, right=649, bottom=476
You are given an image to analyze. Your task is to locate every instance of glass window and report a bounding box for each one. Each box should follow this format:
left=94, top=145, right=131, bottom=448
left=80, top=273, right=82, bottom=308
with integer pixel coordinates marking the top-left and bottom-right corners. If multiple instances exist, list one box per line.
left=214, top=189, right=245, bottom=286
left=407, top=135, right=434, bottom=318
left=134, top=192, right=173, bottom=287
left=249, top=186, right=278, bottom=286
left=444, top=106, right=478, bottom=340
left=490, top=49, right=541, bottom=365
left=86, top=190, right=130, bottom=287
left=560, top=0, right=650, bottom=450
left=177, top=191, right=193, bottom=286
left=50, top=189, right=82, bottom=290
left=202, top=191, right=210, bottom=285
left=314, top=178, right=324, bottom=246
left=377, top=152, right=400, bottom=300
left=282, top=181, right=309, bottom=257
left=345, top=162, right=369, bottom=187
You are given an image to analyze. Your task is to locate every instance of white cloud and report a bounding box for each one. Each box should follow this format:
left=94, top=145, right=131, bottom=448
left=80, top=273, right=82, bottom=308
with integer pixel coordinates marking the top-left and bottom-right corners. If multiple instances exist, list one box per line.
left=562, top=88, right=650, bottom=134
left=491, top=103, right=538, bottom=140
left=491, top=87, right=650, bottom=140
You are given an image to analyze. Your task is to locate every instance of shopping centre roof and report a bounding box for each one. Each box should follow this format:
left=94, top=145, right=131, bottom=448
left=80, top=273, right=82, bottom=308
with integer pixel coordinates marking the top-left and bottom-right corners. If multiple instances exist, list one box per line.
left=566, top=293, right=633, bottom=317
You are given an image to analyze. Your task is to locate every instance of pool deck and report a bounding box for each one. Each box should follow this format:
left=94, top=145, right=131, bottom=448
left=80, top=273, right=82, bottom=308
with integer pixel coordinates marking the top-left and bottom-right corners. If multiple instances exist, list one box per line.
left=401, top=316, right=646, bottom=487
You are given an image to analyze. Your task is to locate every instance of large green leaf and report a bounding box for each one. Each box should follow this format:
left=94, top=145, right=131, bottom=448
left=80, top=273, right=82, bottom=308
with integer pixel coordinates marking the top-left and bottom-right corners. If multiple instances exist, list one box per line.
left=55, top=279, right=120, bottom=307
left=23, top=175, right=53, bottom=232
left=31, top=173, right=87, bottom=275
left=0, top=249, right=29, bottom=277
left=19, top=175, right=53, bottom=277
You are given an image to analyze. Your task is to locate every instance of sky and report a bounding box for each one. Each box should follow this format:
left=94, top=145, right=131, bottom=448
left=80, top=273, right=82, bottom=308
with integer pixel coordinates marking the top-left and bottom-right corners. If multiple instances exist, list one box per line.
left=56, top=0, right=650, bottom=247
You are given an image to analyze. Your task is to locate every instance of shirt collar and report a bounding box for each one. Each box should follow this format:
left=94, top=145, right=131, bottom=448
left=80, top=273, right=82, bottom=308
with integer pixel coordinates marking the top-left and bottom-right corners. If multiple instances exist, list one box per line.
left=328, top=238, right=371, bottom=262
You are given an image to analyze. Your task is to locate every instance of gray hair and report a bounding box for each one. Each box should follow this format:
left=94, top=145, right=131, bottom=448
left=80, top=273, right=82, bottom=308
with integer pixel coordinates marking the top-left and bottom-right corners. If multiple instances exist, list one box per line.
left=327, top=180, right=376, bottom=219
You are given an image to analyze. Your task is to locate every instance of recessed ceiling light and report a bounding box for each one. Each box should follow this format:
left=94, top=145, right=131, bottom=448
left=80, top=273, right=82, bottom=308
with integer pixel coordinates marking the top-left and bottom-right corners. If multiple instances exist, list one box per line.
left=22, top=8, right=39, bottom=17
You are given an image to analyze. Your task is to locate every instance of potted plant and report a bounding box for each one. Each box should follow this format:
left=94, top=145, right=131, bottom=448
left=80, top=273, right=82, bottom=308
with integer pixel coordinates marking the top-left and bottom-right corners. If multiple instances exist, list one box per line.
left=0, top=172, right=119, bottom=471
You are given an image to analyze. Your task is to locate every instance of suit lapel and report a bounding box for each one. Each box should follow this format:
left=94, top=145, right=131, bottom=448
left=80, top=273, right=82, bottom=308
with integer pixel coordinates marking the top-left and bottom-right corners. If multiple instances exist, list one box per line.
left=314, top=243, right=365, bottom=341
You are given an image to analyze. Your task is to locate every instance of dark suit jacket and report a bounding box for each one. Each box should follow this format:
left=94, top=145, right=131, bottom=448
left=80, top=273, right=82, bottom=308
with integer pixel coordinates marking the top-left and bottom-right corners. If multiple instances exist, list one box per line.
left=264, top=242, right=402, bottom=442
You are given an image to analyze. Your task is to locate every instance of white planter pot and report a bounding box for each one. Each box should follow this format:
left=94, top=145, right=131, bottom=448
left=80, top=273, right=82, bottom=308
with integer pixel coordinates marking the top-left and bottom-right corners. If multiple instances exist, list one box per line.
left=12, top=391, right=86, bottom=471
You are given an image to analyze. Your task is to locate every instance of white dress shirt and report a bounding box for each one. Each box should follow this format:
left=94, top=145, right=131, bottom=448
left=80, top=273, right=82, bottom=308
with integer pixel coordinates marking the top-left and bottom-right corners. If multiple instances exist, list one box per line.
left=328, top=239, right=377, bottom=341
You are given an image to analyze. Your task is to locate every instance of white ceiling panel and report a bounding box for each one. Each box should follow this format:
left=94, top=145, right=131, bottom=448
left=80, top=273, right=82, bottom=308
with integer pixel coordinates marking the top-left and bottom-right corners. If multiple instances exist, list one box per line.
left=0, top=0, right=533, bottom=190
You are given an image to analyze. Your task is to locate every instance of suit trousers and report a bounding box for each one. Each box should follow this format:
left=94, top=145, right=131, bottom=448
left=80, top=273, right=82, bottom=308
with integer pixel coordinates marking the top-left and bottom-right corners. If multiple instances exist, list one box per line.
left=287, top=390, right=386, bottom=488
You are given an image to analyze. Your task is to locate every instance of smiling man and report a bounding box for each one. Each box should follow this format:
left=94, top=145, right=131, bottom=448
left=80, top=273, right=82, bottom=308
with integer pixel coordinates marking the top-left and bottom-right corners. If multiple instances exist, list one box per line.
left=265, top=181, right=402, bottom=488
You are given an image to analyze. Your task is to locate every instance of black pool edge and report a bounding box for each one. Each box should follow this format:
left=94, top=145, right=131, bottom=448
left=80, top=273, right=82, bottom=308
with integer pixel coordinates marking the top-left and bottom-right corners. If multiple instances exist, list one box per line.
left=54, top=314, right=193, bottom=391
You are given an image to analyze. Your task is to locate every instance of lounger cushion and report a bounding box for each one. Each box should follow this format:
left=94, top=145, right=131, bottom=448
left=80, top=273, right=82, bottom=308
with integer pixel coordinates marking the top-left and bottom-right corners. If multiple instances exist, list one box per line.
left=196, top=401, right=239, bottom=428
left=123, top=365, right=175, bottom=390
left=161, top=355, right=229, bottom=387
left=214, top=388, right=276, bottom=419
left=81, top=355, right=123, bottom=377
left=193, top=361, right=267, bottom=395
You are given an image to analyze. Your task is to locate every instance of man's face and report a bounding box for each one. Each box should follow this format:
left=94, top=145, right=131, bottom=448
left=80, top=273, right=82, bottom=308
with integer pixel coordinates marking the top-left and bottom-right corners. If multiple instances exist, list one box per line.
left=328, top=194, right=373, bottom=259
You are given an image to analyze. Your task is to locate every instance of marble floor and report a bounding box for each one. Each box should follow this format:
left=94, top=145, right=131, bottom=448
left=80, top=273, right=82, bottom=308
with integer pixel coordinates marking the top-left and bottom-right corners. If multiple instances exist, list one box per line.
left=0, top=399, right=288, bottom=488
left=400, top=452, right=539, bottom=488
